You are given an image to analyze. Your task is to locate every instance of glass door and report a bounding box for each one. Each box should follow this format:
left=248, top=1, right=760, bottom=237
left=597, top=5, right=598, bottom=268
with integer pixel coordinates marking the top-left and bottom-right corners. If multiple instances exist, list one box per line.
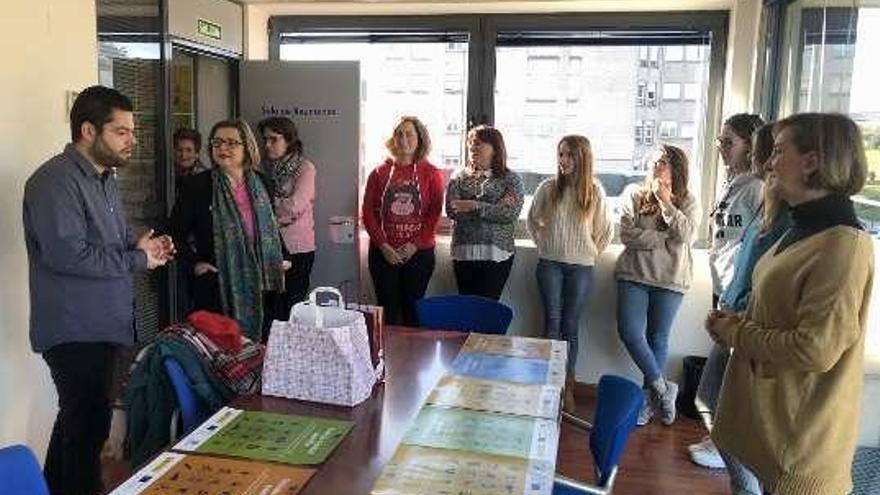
left=169, top=45, right=236, bottom=318
left=97, top=36, right=166, bottom=344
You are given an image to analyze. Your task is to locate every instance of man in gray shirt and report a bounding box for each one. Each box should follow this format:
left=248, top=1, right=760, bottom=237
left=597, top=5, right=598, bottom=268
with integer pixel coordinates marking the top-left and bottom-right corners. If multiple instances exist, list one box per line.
left=22, top=85, right=174, bottom=495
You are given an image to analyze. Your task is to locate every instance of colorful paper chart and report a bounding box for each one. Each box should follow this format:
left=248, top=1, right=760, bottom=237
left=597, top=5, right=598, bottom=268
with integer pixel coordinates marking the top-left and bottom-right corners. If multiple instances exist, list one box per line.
left=109, top=451, right=316, bottom=495
left=174, top=407, right=353, bottom=465
left=451, top=352, right=566, bottom=387
left=461, top=333, right=568, bottom=363
left=371, top=444, right=554, bottom=495
left=402, top=405, right=559, bottom=462
left=427, top=375, right=561, bottom=419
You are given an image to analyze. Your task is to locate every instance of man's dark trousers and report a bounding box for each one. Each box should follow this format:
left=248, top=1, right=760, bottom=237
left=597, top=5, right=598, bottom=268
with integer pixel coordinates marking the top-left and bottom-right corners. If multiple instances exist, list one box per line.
left=43, top=342, right=117, bottom=495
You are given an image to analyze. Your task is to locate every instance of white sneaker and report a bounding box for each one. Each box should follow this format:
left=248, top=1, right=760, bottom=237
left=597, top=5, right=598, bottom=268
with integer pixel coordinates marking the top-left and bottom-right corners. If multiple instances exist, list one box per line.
left=654, top=380, right=678, bottom=426
left=688, top=436, right=714, bottom=453
left=689, top=438, right=726, bottom=469
left=636, top=401, right=654, bottom=426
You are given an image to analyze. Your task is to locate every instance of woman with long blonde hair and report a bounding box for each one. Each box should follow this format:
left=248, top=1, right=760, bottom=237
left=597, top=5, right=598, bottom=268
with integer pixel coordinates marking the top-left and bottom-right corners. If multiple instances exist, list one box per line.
left=615, top=144, right=701, bottom=426
left=527, top=135, right=612, bottom=412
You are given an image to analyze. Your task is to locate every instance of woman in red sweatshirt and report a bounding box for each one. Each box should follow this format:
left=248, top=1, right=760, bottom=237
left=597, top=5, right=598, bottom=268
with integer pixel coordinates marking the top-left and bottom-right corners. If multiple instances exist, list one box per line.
left=362, top=116, right=444, bottom=325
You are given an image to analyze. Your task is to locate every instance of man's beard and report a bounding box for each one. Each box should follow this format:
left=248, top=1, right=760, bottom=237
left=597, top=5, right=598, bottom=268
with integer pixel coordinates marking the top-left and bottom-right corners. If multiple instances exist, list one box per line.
left=92, top=135, right=129, bottom=169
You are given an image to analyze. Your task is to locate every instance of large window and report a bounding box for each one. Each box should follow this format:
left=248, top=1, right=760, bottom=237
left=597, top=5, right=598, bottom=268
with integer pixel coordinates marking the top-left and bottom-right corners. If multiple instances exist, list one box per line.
left=279, top=29, right=471, bottom=190
left=768, top=1, right=880, bottom=354
left=777, top=4, right=880, bottom=236
left=271, top=13, right=727, bottom=239
left=494, top=29, right=715, bottom=228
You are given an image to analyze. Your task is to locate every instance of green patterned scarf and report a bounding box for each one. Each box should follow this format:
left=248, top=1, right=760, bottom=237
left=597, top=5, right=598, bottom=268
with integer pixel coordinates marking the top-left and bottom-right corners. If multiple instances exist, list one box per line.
left=212, top=169, right=285, bottom=341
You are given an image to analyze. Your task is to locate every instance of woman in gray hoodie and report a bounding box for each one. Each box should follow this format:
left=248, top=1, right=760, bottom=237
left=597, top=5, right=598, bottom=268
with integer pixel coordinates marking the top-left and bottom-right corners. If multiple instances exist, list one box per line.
left=708, top=113, right=765, bottom=304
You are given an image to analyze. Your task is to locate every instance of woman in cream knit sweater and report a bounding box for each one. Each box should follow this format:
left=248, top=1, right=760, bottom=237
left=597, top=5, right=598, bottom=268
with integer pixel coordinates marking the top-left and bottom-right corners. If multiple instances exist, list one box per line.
left=707, top=113, right=873, bottom=495
left=527, top=135, right=613, bottom=412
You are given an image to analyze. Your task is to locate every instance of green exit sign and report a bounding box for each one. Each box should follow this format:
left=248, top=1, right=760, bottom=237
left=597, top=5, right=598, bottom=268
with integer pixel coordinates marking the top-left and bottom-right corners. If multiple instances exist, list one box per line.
left=198, top=19, right=222, bottom=41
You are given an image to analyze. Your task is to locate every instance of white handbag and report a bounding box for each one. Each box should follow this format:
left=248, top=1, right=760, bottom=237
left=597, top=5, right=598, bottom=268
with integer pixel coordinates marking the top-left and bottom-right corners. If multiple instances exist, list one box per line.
left=262, top=287, right=380, bottom=407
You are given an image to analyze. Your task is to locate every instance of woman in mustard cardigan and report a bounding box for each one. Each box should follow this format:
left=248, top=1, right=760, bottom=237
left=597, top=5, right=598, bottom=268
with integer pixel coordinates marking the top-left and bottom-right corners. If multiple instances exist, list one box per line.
left=706, top=113, right=873, bottom=495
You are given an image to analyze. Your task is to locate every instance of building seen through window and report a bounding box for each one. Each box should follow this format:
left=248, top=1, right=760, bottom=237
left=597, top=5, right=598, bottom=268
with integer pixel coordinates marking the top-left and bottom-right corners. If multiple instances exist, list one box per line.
left=788, top=6, right=880, bottom=239
left=279, top=28, right=714, bottom=233
left=495, top=44, right=711, bottom=224
left=281, top=40, right=469, bottom=192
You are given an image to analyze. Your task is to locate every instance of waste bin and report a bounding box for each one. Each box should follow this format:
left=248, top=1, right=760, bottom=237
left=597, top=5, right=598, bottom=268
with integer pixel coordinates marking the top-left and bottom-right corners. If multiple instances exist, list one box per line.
left=678, top=355, right=707, bottom=420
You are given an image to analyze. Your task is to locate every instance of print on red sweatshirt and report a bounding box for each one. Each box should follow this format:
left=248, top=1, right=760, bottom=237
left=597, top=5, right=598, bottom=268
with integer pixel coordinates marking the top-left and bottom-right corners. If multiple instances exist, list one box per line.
left=362, top=159, right=444, bottom=249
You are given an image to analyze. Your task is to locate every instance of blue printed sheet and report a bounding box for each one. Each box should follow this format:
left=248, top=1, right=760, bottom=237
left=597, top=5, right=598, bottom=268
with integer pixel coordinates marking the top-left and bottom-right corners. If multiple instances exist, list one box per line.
left=450, top=352, right=565, bottom=387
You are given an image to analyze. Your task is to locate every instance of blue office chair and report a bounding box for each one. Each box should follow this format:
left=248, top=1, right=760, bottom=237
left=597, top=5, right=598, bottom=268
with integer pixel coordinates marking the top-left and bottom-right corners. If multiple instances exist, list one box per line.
left=0, top=444, right=50, bottom=495
left=164, top=358, right=208, bottom=435
left=415, top=295, right=513, bottom=334
left=554, top=375, right=644, bottom=495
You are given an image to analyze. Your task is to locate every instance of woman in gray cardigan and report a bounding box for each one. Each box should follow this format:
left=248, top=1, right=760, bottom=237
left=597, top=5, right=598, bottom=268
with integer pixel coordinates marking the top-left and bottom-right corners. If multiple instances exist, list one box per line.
left=446, top=125, right=524, bottom=300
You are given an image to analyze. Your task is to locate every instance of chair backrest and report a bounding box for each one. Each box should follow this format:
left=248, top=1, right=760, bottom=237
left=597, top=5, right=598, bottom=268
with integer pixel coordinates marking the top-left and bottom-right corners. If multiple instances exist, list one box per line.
left=164, top=358, right=207, bottom=433
left=415, top=295, right=513, bottom=334
left=0, top=445, right=49, bottom=495
left=589, top=374, right=644, bottom=486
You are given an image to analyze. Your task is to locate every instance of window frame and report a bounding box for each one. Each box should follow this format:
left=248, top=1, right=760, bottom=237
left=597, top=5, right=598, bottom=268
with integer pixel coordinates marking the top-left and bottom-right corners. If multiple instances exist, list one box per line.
left=269, top=15, right=486, bottom=125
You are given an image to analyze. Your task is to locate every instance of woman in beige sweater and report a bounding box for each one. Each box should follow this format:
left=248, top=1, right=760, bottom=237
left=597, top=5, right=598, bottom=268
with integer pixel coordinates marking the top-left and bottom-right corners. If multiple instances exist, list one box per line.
left=527, top=135, right=613, bottom=412
left=615, top=144, right=701, bottom=426
left=707, top=113, right=873, bottom=495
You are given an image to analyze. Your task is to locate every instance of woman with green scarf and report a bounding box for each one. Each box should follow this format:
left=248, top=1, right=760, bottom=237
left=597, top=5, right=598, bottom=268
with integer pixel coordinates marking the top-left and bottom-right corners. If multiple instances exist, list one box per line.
left=172, top=120, right=285, bottom=341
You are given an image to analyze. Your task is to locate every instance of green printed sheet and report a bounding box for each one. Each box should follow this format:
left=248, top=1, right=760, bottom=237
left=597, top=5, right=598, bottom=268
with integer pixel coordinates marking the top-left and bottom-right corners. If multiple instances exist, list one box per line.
left=173, top=407, right=353, bottom=465
left=402, top=405, right=559, bottom=462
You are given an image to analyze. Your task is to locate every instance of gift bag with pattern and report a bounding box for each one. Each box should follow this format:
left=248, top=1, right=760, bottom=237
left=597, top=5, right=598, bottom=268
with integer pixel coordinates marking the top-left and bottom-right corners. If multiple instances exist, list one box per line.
left=262, top=287, right=380, bottom=406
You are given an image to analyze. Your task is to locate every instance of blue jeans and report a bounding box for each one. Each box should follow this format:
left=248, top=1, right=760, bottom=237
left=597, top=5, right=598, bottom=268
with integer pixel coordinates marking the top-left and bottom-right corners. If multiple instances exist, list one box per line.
left=720, top=450, right=763, bottom=495
left=536, top=259, right=595, bottom=371
left=695, top=342, right=729, bottom=425
left=616, top=280, right=684, bottom=384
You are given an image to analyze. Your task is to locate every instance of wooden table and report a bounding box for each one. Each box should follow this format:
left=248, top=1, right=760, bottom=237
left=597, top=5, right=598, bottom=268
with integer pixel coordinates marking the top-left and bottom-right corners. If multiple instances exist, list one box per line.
left=233, top=325, right=467, bottom=495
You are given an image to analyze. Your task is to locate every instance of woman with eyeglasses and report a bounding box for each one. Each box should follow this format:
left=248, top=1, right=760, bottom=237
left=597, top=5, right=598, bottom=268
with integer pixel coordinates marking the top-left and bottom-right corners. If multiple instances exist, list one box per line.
left=709, top=114, right=765, bottom=307
left=689, top=113, right=765, bottom=467
left=257, top=117, right=316, bottom=317
left=446, top=125, right=524, bottom=300
left=171, top=120, right=285, bottom=342
left=527, top=135, right=613, bottom=412
left=362, top=116, right=444, bottom=326
left=691, top=123, right=791, bottom=494
left=708, top=113, right=873, bottom=495
left=615, top=144, right=700, bottom=427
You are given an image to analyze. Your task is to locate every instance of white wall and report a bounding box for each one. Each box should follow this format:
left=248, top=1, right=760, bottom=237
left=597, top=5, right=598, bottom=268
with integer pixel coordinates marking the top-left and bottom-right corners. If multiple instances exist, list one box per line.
left=243, top=0, right=735, bottom=60
left=243, top=4, right=270, bottom=61
left=0, top=0, right=98, bottom=457
left=438, top=241, right=715, bottom=384
left=723, top=0, right=763, bottom=114
left=358, top=237, right=714, bottom=385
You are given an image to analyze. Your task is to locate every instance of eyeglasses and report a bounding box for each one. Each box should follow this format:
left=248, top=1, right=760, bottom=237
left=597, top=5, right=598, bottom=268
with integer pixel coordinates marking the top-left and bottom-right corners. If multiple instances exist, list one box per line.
left=715, top=138, right=734, bottom=149
left=654, top=158, right=670, bottom=166
left=210, top=138, right=244, bottom=149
